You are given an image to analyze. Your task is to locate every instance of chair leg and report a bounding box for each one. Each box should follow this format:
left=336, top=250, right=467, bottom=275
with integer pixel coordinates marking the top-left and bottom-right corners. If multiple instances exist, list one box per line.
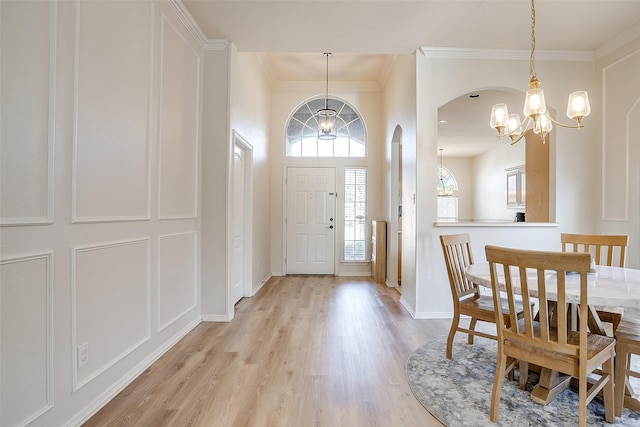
left=602, top=353, right=615, bottom=423
left=468, top=317, right=478, bottom=345
left=446, top=314, right=460, bottom=359
left=615, top=342, right=628, bottom=417
left=518, top=361, right=529, bottom=390
left=490, top=351, right=506, bottom=422
left=579, top=373, right=587, bottom=427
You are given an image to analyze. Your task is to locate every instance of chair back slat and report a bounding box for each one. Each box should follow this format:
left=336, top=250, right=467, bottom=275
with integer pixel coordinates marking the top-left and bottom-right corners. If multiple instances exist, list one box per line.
left=486, top=245, right=590, bottom=359
left=440, top=234, right=478, bottom=301
left=561, top=233, right=628, bottom=267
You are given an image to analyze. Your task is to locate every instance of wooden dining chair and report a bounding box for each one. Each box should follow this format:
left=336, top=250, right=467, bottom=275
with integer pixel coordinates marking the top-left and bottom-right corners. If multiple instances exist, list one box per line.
left=486, top=245, right=616, bottom=426
left=613, top=317, right=640, bottom=417
left=439, top=233, right=527, bottom=360
left=561, top=233, right=629, bottom=333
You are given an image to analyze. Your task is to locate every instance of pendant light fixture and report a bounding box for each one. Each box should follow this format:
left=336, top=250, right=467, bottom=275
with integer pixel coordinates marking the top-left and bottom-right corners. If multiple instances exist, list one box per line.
left=317, top=52, right=337, bottom=140
left=489, top=0, right=591, bottom=145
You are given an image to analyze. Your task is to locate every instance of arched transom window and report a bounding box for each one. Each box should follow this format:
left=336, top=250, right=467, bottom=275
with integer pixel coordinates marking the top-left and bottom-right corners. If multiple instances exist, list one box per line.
left=437, top=165, right=459, bottom=222
left=285, top=97, right=366, bottom=157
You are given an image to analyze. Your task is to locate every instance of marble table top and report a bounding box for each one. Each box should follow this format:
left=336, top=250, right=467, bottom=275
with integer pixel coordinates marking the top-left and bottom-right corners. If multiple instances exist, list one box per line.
left=466, top=263, right=640, bottom=309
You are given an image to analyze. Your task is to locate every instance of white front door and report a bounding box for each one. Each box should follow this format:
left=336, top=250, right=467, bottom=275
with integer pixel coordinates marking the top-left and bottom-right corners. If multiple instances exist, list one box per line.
left=286, top=167, right=336, bottom=274
left=231, top=145, right=245, bottom=304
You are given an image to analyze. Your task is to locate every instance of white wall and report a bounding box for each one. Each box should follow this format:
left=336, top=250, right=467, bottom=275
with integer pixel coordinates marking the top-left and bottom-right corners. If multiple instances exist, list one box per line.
left=382, top=55, right=418, bottom=312
left=596, top=30, right=640, bottom=268
left=413, top=49, right=598, bottom=318
left=269, top=81, right=385, bottom=276
left=201, top=45, right=230, bottom=319
left=1, top=1, right=204, bottom=425
left=229, top=49, right=273, bottom=293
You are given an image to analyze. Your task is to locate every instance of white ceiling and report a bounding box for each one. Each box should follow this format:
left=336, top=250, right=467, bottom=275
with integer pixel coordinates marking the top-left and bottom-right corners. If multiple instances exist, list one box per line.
left=182, top=0, right=640, bottom=155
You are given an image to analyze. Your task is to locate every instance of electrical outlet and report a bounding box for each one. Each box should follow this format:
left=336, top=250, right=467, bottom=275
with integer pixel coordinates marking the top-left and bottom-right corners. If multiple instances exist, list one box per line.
left=78, top=342, right=89, bottom=368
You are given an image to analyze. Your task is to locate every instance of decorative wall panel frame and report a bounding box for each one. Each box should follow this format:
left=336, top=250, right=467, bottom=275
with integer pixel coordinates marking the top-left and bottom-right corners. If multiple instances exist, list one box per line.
left=157, top=13, right=201, bottom=220
left=157, top=231, right=198, bottom=331
left=71, top=238, right=151, bottom=391
left=601, top=49, right=640, bottom=221
left=71, top=1, right=154, bottom=223
left=0, top=2, right=56, bottom=226
left=0, top=252, right=53, bottom=427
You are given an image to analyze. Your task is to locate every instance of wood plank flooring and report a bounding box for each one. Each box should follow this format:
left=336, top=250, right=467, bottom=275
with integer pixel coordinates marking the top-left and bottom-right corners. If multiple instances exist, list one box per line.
left=83, top=275, right=451, bottom=427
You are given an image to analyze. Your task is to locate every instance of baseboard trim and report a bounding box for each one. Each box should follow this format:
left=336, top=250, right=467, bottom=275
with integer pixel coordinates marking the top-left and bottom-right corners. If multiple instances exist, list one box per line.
left=64, top=317, right=201, bottom=427
left=201, top=314, right=233, bottom=322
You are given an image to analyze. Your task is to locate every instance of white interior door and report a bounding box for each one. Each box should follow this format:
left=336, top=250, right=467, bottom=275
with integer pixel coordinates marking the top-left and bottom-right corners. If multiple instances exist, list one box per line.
left=286, top=167, right=336, bottom=274
left=231, top=145, right=245, bottom=304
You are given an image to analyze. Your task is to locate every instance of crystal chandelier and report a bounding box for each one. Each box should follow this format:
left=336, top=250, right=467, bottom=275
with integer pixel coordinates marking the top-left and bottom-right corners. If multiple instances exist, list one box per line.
left=489, top=0, right=591, bottom=144
left=317, top=53, right=337, bottom=140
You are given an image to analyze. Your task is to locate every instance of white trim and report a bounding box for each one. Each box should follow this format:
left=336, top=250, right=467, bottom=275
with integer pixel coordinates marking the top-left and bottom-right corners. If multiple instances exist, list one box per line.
left=420, top=47, right=594, bottom=62
left=232, top=130, right=254, bottom=300
left=201, top=314, right=233, bottom=322
left=164, top=0, right=207, bottom=48
left=595, top=22, right=640, bottom=60
left=412, top=311, right=453, bottom=320
left=252, top=274, right=271, bottom=296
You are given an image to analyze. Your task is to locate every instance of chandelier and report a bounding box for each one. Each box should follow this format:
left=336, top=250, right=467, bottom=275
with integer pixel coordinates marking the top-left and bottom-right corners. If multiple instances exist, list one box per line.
left=489, top=0, right=591, bottom=144
left=317, top=53, right=337, bottom=140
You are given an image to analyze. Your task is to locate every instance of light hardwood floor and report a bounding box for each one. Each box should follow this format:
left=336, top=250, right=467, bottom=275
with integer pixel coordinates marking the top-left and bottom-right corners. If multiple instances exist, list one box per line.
left=84, top=275, right=451, bottom=426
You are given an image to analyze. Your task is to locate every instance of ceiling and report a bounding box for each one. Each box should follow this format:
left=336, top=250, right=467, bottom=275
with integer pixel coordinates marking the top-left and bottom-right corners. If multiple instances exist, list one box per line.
left=182, top=0, right=640, bottom=156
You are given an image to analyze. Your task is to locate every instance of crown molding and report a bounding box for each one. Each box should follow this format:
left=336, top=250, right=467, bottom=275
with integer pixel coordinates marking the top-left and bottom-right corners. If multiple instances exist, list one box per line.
left=419, top=47, right=594, bottom=62
left=596, top=22, right=640, bottom=59
left=165, top=0, right=207, bottom=48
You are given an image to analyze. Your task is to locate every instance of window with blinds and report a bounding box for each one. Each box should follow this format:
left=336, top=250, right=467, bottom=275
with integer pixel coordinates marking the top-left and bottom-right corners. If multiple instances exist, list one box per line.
left=344, top=168, right=367, bottom=261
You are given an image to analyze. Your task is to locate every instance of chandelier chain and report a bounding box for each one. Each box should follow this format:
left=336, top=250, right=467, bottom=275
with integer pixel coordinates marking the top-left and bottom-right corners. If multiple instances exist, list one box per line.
left=324, top=52, right=330, bottom=110
left=530, top=0, right=537, bottom=82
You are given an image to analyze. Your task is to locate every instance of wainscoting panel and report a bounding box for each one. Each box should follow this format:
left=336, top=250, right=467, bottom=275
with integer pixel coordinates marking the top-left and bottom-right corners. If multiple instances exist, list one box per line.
left=72, top=239, right=150, bottom=390
left=602, top=49, right=640, bottom=221
left=158, top=232, right=198, bottom=331
left=0, top=1, right=55, bottom=225
left=72, top=1, right=153, bottom=222
left=0, top=253, right=53, bottom=427
left=157, top=14, right=200, bottom=220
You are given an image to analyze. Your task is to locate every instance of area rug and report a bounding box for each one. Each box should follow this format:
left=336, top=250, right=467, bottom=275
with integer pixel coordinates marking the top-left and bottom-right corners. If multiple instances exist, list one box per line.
left=406, top=335, right=640, bottom=426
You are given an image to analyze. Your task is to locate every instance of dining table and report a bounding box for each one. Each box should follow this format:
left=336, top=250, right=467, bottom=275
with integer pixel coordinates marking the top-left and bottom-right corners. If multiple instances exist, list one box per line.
left=465, top=262, right=640, bottom=406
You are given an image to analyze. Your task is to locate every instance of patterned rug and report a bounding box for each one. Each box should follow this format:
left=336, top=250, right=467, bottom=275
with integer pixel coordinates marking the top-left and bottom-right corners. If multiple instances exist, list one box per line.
left=406, top=335, right=640, bottom=426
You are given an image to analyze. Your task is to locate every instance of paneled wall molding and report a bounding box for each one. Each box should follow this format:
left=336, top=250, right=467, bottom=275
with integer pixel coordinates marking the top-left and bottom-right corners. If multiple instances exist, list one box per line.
left=165, top=0, right=207, bottom=48
left=601, top=48, right=640, bottom=221
left=65, top=317, right=200, bottom=427
left=0, top=1, right=56, bottom=226
left=203, top=39, right=229, bottom=51
left=157, top=13, right=200, bottom=220
left=71, top=238, right=151, bottom=392
left=420, top=46, right=594, bottom=62
left=596, top=22, right=640, bottom=60
left=0, top=252, right=53, bottom=427
left=157, top=231, right=198, bottom=331
left=71, top=1, right=153, bottom=223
